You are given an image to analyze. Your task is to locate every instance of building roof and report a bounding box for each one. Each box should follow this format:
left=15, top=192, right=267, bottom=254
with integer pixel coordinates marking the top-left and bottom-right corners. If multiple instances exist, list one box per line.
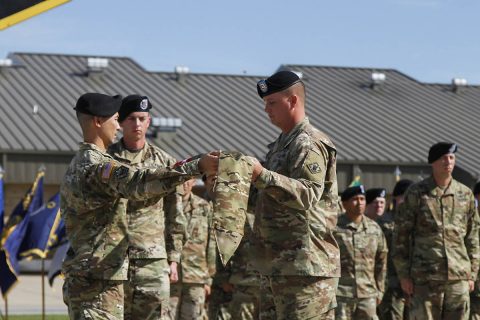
left=0, top=52, right=478, bottom=180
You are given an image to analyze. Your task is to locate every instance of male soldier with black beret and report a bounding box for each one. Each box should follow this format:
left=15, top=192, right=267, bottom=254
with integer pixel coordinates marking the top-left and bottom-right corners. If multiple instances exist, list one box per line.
left=107, top=94, right=188, bottom=319
left=393, top=142, right=480, bottom=320
left=61, top=92, right=218, bottom=319
left=248, top=71, right=340, bottom=319
left=365, top=188, right=387, bottom=221
left=334, top=185, right=388, bottom=319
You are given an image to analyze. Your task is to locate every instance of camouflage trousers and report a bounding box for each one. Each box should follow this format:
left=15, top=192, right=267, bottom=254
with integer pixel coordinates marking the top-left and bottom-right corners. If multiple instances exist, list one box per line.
left=168, top=282, right=206, bottom=320
left=208, top=282, right=232, bottom=320
left=124, top=258, right=171, bottom=320
left=63, top=275, right=124, bottom=320
left=410, top=280, right=469, bottom=320
left=227, top=285, right=260, bottom=320
left=470, top=296, right=480, bottom=320
left=378, top=287, right=408, bottom=320
left=260, top=276, right=337, bottom=320
left=335, top=296, right=378, bottom=320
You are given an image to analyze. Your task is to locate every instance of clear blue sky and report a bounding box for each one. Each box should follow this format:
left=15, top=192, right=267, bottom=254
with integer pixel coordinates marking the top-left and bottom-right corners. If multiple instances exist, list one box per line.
left=1, top=0, right=480, bottom=84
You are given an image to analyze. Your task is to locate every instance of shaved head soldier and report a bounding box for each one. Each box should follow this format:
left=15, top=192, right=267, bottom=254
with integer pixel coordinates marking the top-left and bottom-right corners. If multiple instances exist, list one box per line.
left=248, top=71, right=340, bottom=319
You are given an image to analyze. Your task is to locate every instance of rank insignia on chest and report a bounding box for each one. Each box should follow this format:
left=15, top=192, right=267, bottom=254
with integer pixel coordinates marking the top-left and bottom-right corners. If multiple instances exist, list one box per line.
left=307, top=162, right=321, bottom=174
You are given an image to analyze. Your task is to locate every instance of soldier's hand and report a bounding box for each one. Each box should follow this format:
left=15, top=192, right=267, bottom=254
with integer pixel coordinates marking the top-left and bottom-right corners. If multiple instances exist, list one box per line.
left=199, top=152, right=219, bottom=175
left=169, top=261, right=179, bottom=283
left=248, top=157, right=263, bottom=182
left=469, top=280, right=475, bottom=292
left=221, top=282, right=234, bottom=293
left=204, top=284, right=212, bottom=297
left=400, top=277, right=414, bottom=295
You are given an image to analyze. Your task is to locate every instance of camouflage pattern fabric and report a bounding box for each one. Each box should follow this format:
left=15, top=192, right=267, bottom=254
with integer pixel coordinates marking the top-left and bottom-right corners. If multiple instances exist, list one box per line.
left=393, top=177, right=480, bottom=282
left=124, top=258, right=170, bottom=320
left=177, top=193, right=216, bottom=285
left=263, top=275, right=337, bottom=319
left=377, top=210, right=408, bottom=320
left=335, top=296, right=378, bottom=320
left=169, top=283, right=206, bottom=320
left=410, top=280, right=470, bottom=320
left=212, top=151, right=254, bottom=265
left=250, top=117, right=340, bottom=277
left=334, top=214, right=388, bottom=300
left=108, top=140, right=186, bottom=262
left=227, top=285, right=260, bottom=320
left=378, top=287, right=408, bottom=320
left=64, top=276, right=124, bottom=320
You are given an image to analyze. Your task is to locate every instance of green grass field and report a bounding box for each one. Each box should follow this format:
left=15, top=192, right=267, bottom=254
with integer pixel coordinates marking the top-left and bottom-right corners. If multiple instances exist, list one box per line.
left=3, top=316, right=68, bottom=320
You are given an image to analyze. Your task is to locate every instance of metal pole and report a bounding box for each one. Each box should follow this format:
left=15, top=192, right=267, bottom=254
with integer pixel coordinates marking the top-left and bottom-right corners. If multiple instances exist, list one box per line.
left=41, top=259, right=45, bottom=320
left=5, top=296, right=8, bottom=320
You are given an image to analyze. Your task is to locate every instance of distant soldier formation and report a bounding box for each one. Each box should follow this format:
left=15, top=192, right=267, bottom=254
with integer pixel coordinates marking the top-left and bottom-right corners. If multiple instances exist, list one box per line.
left=59, top=71, right=480, bottom=320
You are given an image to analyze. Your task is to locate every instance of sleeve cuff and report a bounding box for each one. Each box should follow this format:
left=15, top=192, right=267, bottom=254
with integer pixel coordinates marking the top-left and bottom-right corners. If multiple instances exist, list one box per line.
left=167, top=253, right=181, bottom=263
left=254, top=169, right=272, bottom=190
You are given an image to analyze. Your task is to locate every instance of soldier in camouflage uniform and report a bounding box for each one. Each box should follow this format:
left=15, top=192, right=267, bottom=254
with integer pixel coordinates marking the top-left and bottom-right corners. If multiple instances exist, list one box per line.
left=470, top=181, right=480, bottom=320
left=393, top=142, right=480, bottom=320
left=248, top=71, right=340, bottom=319
left=107, top=95, right=187, bottom=319
left=168, top=178, right=216, bottom=319
left=377, top=179, right=413, bottom=320
left=61, top=93, right=218, bottom=320
left=334, top=185, right=388, bottom=320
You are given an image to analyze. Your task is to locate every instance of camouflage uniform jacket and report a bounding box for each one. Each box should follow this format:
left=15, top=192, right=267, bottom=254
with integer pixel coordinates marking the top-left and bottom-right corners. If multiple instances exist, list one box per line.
left=334, top=214, right=388, bottom=299
left=108, top=140, right=186, bottom=262
left=393, top=177, right=480, bottom=282
left=60, top=142, right=199, bottom=280
left=251, top=117, right=340, bottom=277
left=179, top=193, right=216, bottom=285
left=377, top=210, right=399, bottom=289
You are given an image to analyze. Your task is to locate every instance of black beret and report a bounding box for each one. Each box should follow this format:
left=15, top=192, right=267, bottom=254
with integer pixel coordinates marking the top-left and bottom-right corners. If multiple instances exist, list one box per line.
left=366, top=188, right=387, bottom=204
left=392, top=179, right=414, bottom=197
left=473, top=182, right=480, bottom=196
left=74, top=93, right=122, bottom=117
left=341, top=185, right=366, bottom=202
left=118, top=95, right=153, bottom=122
left=428, top=142, right=457, bottom=163
left=257, top=71, right=302, bottom=98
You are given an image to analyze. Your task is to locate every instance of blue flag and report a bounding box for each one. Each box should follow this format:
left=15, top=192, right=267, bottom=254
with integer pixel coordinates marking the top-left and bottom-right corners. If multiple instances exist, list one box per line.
left=1, top=170, right=44, bottom=244
left=0, top=213, right=30, bottom=297
left=0, top=168, right=4, bottom=237
left=19, top=193, right=62, bottom=259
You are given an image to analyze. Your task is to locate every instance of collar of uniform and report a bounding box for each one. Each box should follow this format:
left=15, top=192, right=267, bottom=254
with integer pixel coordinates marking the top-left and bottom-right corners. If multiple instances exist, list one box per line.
left=426, top=176, right=455, bottom=197
left=79, top=142, right=107, bottom=153
left=276, top=117, right=309, bottom=151
left=109, top=139, right=150, bottom=164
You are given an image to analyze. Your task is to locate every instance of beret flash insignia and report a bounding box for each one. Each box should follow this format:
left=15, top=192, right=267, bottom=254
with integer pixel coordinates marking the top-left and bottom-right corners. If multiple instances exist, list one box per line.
left=258, top=80, right=268, bottom=93
left=140, top=98, right=149, bottom=110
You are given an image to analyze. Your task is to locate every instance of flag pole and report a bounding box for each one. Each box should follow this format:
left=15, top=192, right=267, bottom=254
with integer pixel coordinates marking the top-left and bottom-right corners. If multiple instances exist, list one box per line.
left=41, top=259, right=45, bottom=320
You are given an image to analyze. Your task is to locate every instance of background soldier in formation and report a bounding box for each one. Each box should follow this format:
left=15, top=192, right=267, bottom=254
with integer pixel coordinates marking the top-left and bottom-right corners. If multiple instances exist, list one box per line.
left=334, top=185, right=388, bottom=319
left=168, top=178, right=216, bottom=319
left=377, top=179, right=413, bottom=320
left=365, top=188, right=387, bottom=221
left=393, top=142, right=480, bottom=320
left=61, top=93, right=218, bottom=319
left=108, top=95, right=186, bottom=319
left=248, top=71, right=340, bottom=319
